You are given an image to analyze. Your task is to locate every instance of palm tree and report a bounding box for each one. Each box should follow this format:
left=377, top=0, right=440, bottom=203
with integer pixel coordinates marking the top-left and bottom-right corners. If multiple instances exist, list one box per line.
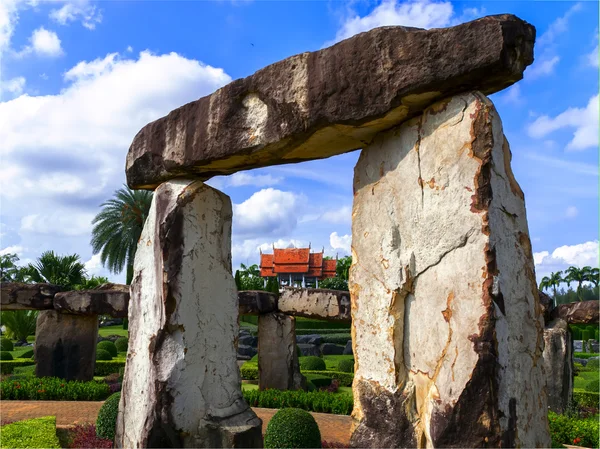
left=0, top=310, right=37, bottom=344
left=590, top=267, right=599, bottom=288
left=27, top=251, right=86, bottom=290
left=91, top=185, right=153, bottom=284
left=240, top=263, right=260, bottom=278
left=564, top=266, right=590, bottom=301
left=539, top=271, right=564, bottom=304
left=336, top=256, right=352, bottom=281
left=75, top=275, right=110, bottom=290
left=0, top=253, right=19, bottom=282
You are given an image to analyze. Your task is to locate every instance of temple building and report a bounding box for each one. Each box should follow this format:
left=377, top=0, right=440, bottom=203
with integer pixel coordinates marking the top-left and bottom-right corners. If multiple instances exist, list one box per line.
left=259, top=246, right=337, bottom=288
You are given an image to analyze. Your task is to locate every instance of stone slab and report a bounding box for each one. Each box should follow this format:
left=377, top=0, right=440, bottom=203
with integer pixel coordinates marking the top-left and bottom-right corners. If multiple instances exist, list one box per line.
left=238, top=290, right=277, bottom=315
left=116, top=179, right=261, bottom=448
left=551, top=300, right=599, bottom=325
left=126, top=15, right=535, bottom=189
left=349, top=92, right=549, bottom=448
left=54, top=284, right=129, bottom=318
left=278, top=288, right=351, bottom=322
left=34, top=310, right=98, bottom=381
left=1, top=282, right=60, bottom=310
left=543, top=319, right=573, bottom=414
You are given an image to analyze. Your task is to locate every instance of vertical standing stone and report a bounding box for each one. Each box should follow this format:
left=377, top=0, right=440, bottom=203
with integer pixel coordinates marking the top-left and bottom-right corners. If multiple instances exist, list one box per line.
left=543, top=319, right=573, bottom=414
left=350, top=92, right=549, bottom=448
left=115, top=179, right=262, bottom=448
left=258, top=313, right=306, bottom=391
left=34, top=310, right=98, bottom=381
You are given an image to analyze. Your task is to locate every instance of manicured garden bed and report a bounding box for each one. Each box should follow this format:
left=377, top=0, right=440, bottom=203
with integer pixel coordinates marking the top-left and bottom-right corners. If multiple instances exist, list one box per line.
left=0, top=416, right=60, bottom=449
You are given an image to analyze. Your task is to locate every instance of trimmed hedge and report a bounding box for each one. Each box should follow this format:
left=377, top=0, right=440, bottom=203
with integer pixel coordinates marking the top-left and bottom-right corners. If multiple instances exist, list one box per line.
left=548, top=411, right=599, bottom=448
left=337, top=359, right=354, bottom=373
left=0, top=338, right=14, bottom=352
left=19, top=349, right=34, bottom=359
left=295, top=318, right=350, bottom=330
left=94, top=361, right=126, bottom=376
left=1, top=377, right=110, bottom=401
left=321, top=334, right=352, bottom=345
left=264, top=408, right=322, bottom=449
left=96, top=349, right=113, bottom=361
left=0, top=416, right=60, bottom=449
left=241, top=363, right=258, bottom=380
left=295, top=329, right=352, bottom=336
left=96, top=392, right=121, bottom=440
left=243, top=388, right=353, bottom=415
left=115, top=337, right=128, bottom=353
left=0, top=360, right=36, bottom=375
left=573, top=389, right=600, bottom=408
left=303, top=370, right=354, bottom=387
left=97, top=341, right=118, bottom=357
left=587, top=358, right=599, bottom=370
left=573, top=352, right=600, bottom=359
left=299, top=356, right=326, bottom=371
left=585, top=380, right=599, bottom=392
left=305, top=374, right=331, bottom=389
left=0, top=351, right=13, bottom=360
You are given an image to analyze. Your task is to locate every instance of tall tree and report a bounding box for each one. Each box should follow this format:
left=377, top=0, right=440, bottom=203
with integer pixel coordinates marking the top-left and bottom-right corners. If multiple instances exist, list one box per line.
left=91, top=185, right=153, bottom=284
left=336, top=256, right=352, bottom=281
left=27, top=251, right=86, bottom=290
left=564, top=266, right=590, bottom=302
left=539, top=271, right=564, bottom=302
left=589, top=267, right=599, bottom=288
left=0, top=253, right=19, bottom=282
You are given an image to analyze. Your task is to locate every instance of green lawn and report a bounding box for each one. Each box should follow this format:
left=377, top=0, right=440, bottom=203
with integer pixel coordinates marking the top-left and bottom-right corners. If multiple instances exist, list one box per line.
left=98, top=325, right=129, bottom=338
left=241, top=381, right=352, bottom=396
left=574, top=370, right=600, bottom=389
left=322, top=355, right=354, bottom=371
left=9, top=347, right=33, bottom=359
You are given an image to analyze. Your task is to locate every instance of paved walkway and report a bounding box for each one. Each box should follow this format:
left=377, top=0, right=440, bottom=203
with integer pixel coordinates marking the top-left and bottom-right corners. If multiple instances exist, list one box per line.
left=0, top=401, right=352, bottom=445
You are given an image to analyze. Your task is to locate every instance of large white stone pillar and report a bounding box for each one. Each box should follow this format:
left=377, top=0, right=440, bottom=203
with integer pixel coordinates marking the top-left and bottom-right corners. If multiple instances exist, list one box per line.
left=115, top=179, right=262, bottom=448
left=349, top=92, right=549, bottom=448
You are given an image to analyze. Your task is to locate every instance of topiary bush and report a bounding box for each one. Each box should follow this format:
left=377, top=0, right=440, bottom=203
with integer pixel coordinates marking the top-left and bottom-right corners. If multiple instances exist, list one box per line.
left=0, top=337, right=14, bottom=351
left=337, top=359, right=354, bottom=373
left=96, top=349, right=113, bottom=361
left=96, top=392, right=121, bottom=440
left=299, top=356, right=326, bottom=371
left=587, top=358, right=599, bottom=370
left=251, top=353, right=258, bottom=362
left=97, top=341, right=118, bottom=357
left=19, top=349, right=34, bottom=359
left=0, top=351, right=13, bottom=360
left=305, top=374, right=332, bottom=389
left=115, top=337, right=128, bottom=353
left=585, top=379, right=599, bottom=392
left=264, top=408, right=322, bottom=448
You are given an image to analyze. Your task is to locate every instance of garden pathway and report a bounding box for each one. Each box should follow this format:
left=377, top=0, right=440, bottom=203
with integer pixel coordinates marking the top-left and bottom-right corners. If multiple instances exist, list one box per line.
left=0, top=401, right=352, bottom=445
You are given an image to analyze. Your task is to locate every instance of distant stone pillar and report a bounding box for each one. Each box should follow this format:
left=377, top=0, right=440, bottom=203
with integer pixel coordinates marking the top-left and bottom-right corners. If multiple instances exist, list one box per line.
left=349, top=92, right=549, bottom=448
left=35, top=310, right=98, bottom=381
left=258, top=313, right=306, bottom=391
left=543, top=319, right=573, bottom=414
left=116, top=179, right=262, bottom=448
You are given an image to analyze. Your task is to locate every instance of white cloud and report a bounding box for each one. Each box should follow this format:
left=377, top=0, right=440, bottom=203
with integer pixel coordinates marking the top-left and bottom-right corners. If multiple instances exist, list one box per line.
left=321, top=206, right=351, bottom=225
left=21, top=212, right=95, bottom=236
left=326, top=0, right=455, bottom=46
left=0, top=0, right=19, bottom=55
left=527, top=94, right=599, bottom=151
left=524, top=56, right=559, bottom=80
left=587, top=44, right=598, bottom=68
left=0, top=245, right=24, bottom=256
left=501, top=84, right=523, bottom=105
left=537, top=3, right=582, bottom=48
left=233, top=189, right=305, bottom=237
left=15, top=26, right=63, bottom=57
left=534, top=240, right=599, bottom=281
left=231, top=238, right=306, bottom=269
left=214, top=171, right=282, bottom=188
left=0, top=76, right=25, bottom=97
left=524, top=153, right=598, bottom=177
left=49, top=1, right=102, bottom=30
left=329, top=232, right=351, bottom=254
left=565, top=206, right=578, bottom=218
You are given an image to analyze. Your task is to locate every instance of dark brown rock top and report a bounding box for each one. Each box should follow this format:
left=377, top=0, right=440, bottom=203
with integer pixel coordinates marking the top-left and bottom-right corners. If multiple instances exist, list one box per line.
left=551, top=300, right=599, bottom=325
left=1, top=282, right=60, bottom=310
left=126, top=14, right=535, bottom=189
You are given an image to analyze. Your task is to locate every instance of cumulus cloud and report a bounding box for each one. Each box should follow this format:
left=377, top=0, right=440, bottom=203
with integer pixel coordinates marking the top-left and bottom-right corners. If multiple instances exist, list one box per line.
left=527, top=94, right=599, bottom=151
left=209, top=171, right=283, bottom=190
left=329, top=232, right=351, bottom=254
left=20, top=212, right=95, bottom=236
left=0, top=76, right=25, bottom=98
left=588, top=45, right=599, bottom=67
left=0, top=245, right=24, bottom=256
left=14, top=26, right=63, bottom=57
left=326, top=0, right=455, bottom=46
left=524, top=56, right=559, bottom=80
left=537, top=3, right=582, bottom=48
left=320, top=206, right=351, bottom=225
left=49, top=1, right=102, bottom=30
left=233, top=189, right=306, bottom=237
left=534, top=240, right=599, bottom=281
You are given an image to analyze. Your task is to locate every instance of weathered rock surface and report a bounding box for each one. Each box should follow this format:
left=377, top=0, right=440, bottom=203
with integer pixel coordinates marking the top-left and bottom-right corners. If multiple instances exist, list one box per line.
left=116, top=179, right=261, bottom=448
left=126, top=15, right=535, bottom=190
left=539, top=290, right=554, bottom=324
left=34, top=310, right=98, bottom=381
left=320, top=343, right=345, bottom=355
left=543, top=319, right=573, bottom=414
left=343, top=340, right=353, bottom=356
left=279, top=288, right=351, bottom=322
left=238, top=290, right=277, bottom=315
left=1, top=282, right=59, bottom=310
left=238, top=344, right=257, bottom=358
left=296, top=334, right=323, bottom=345
left=54, top=284, right=129, bottom=317
left=258, top=313, right=305, bottom=391
left=552, top=300, right=599, bottom=324
left=297, top=343, right=321, bottom=357
left=349, top=92, right=549, bottom=448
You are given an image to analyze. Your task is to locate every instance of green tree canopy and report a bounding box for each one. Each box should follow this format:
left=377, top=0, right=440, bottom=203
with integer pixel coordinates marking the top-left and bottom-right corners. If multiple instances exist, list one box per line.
left=27, top=251, right=86, bottom=290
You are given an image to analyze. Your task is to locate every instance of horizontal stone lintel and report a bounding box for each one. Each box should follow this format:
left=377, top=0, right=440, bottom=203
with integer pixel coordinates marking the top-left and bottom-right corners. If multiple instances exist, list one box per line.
left=54, top=284, right=130, bottom=318
left=1, top=282, right=60, bottom=310
left=126, top=14, right=535, bottom=189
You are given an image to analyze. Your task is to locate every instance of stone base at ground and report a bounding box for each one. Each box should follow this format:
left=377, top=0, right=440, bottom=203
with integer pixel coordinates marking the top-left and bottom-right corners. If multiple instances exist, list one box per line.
left=349, top=92, right=549, bottom=448
left=258, top=313, right=305, bottom=391
left=543, top=319, right=573, bottom=414
left=34, top=310, right=98, bottom=381
left=116, top=179, right=261, bottom=448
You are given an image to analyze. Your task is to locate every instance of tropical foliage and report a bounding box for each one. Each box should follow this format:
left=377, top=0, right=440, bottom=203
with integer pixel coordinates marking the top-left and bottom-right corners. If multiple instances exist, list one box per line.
left=25, top=251, right=86, bottom=290
left=539, top=266, right=598, bottom=302
left=235, top=263, right=265, bottom=290
left=91, top=185, right=153, bottom=284
left=0, top=310, right=37, bottom=344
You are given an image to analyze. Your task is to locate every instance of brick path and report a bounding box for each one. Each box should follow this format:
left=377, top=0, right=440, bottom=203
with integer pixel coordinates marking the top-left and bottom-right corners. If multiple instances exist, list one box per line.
left=0, top=401, right=352, bottom=445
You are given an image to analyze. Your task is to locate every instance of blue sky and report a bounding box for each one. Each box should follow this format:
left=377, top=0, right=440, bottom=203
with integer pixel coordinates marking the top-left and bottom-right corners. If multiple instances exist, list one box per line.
left=0, top=0, right=598, bottom=285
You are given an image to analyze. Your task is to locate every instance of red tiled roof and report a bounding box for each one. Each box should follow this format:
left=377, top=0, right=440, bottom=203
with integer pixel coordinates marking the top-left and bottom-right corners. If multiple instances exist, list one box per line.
left=260, top=248, right=337, bottom=278
left=322, top=259, right=337, bottom=278
left=273, top=248, right=310, bottom=264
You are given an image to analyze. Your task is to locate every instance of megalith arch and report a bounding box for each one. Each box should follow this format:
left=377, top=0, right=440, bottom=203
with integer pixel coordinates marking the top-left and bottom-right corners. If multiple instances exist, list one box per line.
left=116, top=14, right=551, bottom=448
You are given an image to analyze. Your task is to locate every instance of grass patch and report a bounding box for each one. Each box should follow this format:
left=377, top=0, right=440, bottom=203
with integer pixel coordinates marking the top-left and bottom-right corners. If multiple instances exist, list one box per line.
left=98, top=325, right=128, bottom=338
left=322, top=355, right=354, bottom=371
left=0, top=416, right=60, bottom=448
left=574, top=352, right=600, bottom=359
left=242, top=383, right=259, bottom=391
left=10, top=347, right=33, bottom=359
left=574, top=371, right=599, bottom=390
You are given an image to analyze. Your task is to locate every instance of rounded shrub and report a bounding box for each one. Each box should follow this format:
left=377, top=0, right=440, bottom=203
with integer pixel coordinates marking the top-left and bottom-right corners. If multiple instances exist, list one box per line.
left=0, top=338, right=14, bottom=351
left=96, top=349, right=113, bottom=361
left=0, top=351, right=13, bottom=360
left=584, top=380, right=599, bottom=392
left=337, top=359, right=354, bottom=373
left=97, top=340, right=118, bottom=357
left=581, top=330, right=591, bottom=342
left=115, top=337, right=128, bottom=353
left=264, top=408, right=321, bottom=449
left=19, top=349, right=34, bottom=359
left=299, top=356, right=326, bottom=371
left=96, top=392, right=121, bottom=440
left=306, top=380, right=316, bottom=392
left=251, top=353, right=258, bottom=362
left=586, top=358, right=599, bottom=370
